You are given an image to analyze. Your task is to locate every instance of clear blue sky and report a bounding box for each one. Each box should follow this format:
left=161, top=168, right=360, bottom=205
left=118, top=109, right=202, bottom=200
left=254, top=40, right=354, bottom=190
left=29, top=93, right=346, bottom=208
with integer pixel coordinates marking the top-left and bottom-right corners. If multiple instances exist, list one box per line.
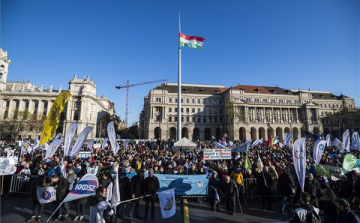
left=1, top=0, right=359, bottom=125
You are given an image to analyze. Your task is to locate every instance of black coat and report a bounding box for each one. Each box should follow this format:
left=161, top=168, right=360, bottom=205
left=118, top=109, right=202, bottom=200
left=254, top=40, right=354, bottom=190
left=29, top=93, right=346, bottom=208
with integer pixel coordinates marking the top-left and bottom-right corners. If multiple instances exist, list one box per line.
left=336, top=209, right=360, bottom=223
left=257, top=171, right=273, bottom=190
left=130, top=174, right=144, bottom=197
left=320, top=199, right=338, bottom=219
left=119, top=176, right=131, bottom=201
left=304, top=178, right=320, bottom=201
left=54, top=177, right=69, bottom=201
left=208, top=177, right=220, bottom=198
left=279, top=173, right=296, bottom=196
left=144, top=176, right=160, bottom=200
left=224, top=179, right=238, bottom=197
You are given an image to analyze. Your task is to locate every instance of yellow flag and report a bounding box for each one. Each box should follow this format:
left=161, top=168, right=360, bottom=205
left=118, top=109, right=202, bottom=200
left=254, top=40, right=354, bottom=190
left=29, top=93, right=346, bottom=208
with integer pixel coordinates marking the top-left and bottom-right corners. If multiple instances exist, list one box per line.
left=39, top=91, right=71, bottom=145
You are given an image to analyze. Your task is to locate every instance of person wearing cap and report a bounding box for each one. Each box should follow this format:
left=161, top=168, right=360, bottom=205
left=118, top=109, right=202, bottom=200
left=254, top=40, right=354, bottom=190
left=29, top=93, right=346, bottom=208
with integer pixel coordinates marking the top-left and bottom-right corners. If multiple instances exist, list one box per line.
left=143, top=169, right=160, bottom=221
left=208, top=171, right=221, bottom=211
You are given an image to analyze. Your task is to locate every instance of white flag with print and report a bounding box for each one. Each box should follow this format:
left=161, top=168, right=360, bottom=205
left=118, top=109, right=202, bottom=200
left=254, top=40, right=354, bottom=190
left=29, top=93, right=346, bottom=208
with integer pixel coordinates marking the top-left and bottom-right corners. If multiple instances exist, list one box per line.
left=158, top=188, right=176, bottom=218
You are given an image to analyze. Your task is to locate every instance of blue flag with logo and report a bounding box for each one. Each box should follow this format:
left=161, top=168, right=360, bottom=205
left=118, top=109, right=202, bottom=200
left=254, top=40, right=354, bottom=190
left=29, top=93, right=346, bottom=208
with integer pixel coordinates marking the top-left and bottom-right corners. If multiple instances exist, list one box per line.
left=63, top=174, right=99, bottom=202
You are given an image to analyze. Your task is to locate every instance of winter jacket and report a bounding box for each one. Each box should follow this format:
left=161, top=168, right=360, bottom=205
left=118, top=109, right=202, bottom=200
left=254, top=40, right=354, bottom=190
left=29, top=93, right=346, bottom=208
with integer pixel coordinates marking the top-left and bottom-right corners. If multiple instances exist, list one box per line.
left=130, top=174, right=144, bottom=197
left=257, top=171, right=273, bottom=190
left=208, top=177, right=221, bottom=198
left=54, top=177, right=69, bottom=201
left=119, top=177, right=131, bottom=201
left=230, top=170, right=244, bottom=186
left=144, top=176, right=160, bottom=200
left=67, top=172, right=77, bottom=191
left=319, top=198, right=338, bottom=220
left=224, top=179, right=238, bottom=197
left=279, top=173, right=296, bottom=196
left=336, top=209, right=360, bottom=223
left=291, top=204, right=320, bottom=223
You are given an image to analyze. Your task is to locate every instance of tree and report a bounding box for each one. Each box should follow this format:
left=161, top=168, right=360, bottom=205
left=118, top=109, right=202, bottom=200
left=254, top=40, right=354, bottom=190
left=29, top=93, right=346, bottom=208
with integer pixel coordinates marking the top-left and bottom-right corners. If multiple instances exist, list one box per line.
left=323, top=107, right=360, bottom=136
left=224, top=102, right=245, bottom=140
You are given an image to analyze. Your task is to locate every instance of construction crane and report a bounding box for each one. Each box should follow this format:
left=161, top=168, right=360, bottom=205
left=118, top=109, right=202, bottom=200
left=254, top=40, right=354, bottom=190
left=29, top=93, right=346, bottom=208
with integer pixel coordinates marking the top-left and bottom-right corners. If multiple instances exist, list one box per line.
left=115, top=79, right=168, bottom=127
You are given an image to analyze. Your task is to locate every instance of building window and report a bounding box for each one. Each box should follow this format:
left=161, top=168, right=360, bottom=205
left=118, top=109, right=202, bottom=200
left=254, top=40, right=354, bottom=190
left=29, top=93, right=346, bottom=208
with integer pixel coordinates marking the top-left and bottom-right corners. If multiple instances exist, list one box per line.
left=156, top=97, right=161, bottom=102
left=169, top=116, right=172, bottom=122
left=263, top=99, right=268, bottom=103
left=175, top=108, right=178, bottom=112
left=181, top=99, right=183, bottom=103
left=214, top=108, right=217, bottom=114
left=74, top=111, right=79, bottom=121
left=220, top=117, right=223, bottom=123
left=192, top=99, right=195, bottom=104
left=169, top=98, right=172, bottom=103
left=169, top=107, right=172, bottom=113
left=186, top=116, right=189, bottom=122
left=175, top=99, right=178, bottom=103
left=219, top=99, right=222, bottom=104
left=198, top=108, right=201, bottom=112
left=208, top=117, right=212, bottom=123
left=197, top=117, right=201, bottom=122
left=192, top=108, right=195, bottom=113
left=203, top=116, right=207, bottom=123
left=175, top=117, right=178, bottom=122
left=181, top=116, right=184, bottom=122
left=214, top=116, right=218, bottom=123
left=192, top=116, right=195, bottom=122
left=255, top=98, right=260, bottom=103
left=181, top=108, right=183, bottom=112
left=198, top=99, right=201, bottom=103
left=186, top=108, right=189, bottom=113
left=219, top=109, right=223, bottom=114
left=186, top=99, right=189, bottom=103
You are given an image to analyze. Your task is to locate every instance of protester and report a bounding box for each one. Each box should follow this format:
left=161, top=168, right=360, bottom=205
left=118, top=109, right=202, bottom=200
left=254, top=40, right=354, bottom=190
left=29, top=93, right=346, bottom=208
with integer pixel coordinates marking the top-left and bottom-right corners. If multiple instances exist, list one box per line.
left=208, top=171, right=221, bottom=212
left=143, top=169, right=160, bottom=221
left=290, top=192, right=320, bottom=223
left=279, top=167, right=296, bottom=214
left=223, top=175, right=238, bottom=215
left=27, top=175, right=50, bottom=222
left=50, top=174, right=69, bottom=222
left=257, top=166, right=273, bottom=211
left=129, top=169, right=144, bottom=220
left=116, top=172, right=130, bottom=219
left=335, top=198, right=360, bottom=223
left=319, top=188, right=338, bottom=223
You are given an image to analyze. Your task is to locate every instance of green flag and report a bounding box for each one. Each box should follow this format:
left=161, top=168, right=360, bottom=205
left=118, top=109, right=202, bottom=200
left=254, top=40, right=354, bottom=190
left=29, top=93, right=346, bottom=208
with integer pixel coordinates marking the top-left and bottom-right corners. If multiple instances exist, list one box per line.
left=245, top=154, right=252, bottom=170
left=342, top=154, right=357, bottom=173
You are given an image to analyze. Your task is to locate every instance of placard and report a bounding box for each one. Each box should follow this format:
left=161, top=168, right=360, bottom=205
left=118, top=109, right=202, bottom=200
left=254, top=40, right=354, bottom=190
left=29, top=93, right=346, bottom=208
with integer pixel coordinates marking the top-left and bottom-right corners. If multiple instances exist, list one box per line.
left=203, top=149, right=231, bottom=160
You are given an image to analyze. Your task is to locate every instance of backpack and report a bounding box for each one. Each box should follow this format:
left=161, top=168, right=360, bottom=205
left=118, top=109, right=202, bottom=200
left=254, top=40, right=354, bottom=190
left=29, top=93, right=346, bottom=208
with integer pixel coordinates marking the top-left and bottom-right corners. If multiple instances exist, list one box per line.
left=305, top=208, right=320, bottom=223
left=103, top=206, right=117, bottom=223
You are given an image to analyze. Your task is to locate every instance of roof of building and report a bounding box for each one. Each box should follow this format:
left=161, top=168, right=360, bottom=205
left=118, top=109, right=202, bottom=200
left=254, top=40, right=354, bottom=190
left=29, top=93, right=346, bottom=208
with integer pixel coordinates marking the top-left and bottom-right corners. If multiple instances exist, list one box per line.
left=154, top=83, right=223, bottom=95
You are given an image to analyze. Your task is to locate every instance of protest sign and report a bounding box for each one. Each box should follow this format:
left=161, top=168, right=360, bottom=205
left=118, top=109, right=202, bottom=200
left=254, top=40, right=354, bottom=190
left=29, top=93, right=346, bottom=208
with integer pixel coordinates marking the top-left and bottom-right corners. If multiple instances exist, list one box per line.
left=203, top=149, right=231, bottom=160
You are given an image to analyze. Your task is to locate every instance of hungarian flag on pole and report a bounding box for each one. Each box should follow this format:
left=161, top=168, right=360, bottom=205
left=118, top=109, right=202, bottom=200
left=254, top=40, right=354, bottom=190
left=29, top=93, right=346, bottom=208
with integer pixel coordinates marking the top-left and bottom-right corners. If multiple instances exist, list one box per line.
left=180, top=33, right=205, bottom=49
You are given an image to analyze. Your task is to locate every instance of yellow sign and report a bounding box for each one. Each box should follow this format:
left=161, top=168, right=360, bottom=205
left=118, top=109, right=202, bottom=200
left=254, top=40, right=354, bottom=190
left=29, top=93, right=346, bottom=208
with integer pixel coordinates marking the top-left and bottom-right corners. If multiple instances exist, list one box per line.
left=39, top=91, right=71, bottom=145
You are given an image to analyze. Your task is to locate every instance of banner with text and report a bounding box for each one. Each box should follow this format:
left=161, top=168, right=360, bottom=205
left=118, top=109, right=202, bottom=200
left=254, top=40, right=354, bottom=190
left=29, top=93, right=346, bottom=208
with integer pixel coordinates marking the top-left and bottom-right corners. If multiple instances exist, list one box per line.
left=155, top=174, right=208, bottom=195
left=203, top=149, right=231, bottom=160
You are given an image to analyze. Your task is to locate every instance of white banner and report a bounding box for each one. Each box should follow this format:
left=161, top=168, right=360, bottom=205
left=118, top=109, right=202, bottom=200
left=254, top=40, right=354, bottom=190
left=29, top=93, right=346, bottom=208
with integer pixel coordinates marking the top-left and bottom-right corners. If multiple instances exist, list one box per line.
left=37, top=187, right=56, bottom=204
left=101, top=138, right=108, bottom=150
left=293, top=138, right=306, bottom=192
left=107, top=121, right=119, bottom=154
left=63, top=174, right=99, bottom=203
left=0, top=157, right=17, bottom=175
left=158, top=188, right=176, bottom=219
left=32, top=139, right=40, bottom=151
left=111, top=173, right=120, bottom=208
left=45, top=139, right=62, bottom=159
left=203, top=149, right=231, bottom=160
left=313, top=139, right=327, bottom=165
left=64, top=122, right=78, bottom=156
left=252, top=138, right=263, bottom=147
left=326, top=134, right=331, bottom=148
left=69, top=126, right=93, bottom=158
left=343, top=129, right=350, bottom=152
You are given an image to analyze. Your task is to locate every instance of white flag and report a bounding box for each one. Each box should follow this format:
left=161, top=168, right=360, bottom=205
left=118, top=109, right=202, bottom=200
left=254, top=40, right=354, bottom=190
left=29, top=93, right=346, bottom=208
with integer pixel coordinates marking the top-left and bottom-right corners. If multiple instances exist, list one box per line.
left=45, top=139, right=62, bottom=159
left=37, top=187, right=56, bottom=204
left=32, top=139, right=40, bottom=151
left=158, top=188, right=176, bottom=219
left=54, top=133, right=62, bottom=140
left=326, top=134, right=331, bottom=148
left=293, top=138, right=306, bottom=192
left=101, top=138, right=108, bottom=150
left=343, top=129, right=350, bottom=152
left=87, top=139, right=94, bottom=151
left=64, top=122, right=78, bottom=156
left=111, top=173, right=121, bottom=208
left=351, top=132, right=360, bottom=150
left=313, top=139, right=327, bottom=165
left=106, top=182, right=113, bottom=202
left=284, top=132, right=293, bottom=147
left=69, top=126, right=93, bottom=158
left=107, top=121, right=119, bottom=154
left=333, top=138, right=344, bottom=151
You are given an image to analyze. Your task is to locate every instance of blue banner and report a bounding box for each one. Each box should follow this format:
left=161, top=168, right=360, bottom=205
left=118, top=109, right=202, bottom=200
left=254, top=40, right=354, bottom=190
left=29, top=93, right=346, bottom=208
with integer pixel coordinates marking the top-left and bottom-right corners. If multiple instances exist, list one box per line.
left=155, top=174, right=208, bottom=196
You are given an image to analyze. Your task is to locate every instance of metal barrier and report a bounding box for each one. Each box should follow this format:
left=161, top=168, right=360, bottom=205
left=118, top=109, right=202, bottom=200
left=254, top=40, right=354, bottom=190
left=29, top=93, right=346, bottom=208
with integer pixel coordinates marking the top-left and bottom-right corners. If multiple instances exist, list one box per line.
left=243, top=178, right=282, bottom=198
left=4, top=174, right=39, bottom=199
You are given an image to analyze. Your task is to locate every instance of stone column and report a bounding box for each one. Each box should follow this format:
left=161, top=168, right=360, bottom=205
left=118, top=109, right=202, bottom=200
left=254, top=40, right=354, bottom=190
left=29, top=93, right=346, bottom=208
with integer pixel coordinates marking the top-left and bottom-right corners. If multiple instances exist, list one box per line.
left=280, top=108, right=283, bottom=123
left=288, top=108, right=290, bottom=122
left=46, top=100, right=51, bottom=116
left=271, top=107, right=274, bottom=123
left=151, top=106, right=153, bottom=120
left=245, top=106, right=249, bottom=122
left=263, top=107, right=266, bottom=123
left=255, top=107, right=257, bottom=123
left=296, top=108, right=299, bottom=123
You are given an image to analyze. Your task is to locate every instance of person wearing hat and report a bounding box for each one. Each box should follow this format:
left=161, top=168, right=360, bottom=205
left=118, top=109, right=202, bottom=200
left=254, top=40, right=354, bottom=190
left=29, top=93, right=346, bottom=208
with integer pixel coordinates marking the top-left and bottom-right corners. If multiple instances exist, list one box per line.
left=143, top=169, right=160, bottom=221
left=208, top=171, right=221, bottom=211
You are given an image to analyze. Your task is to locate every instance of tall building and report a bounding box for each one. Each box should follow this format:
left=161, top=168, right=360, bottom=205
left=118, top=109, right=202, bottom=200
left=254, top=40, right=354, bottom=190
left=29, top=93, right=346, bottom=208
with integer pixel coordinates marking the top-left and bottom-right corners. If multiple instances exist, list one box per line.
left=0, top=48, right=116, bottom=140
left=139, top=83, right=356, bottom=141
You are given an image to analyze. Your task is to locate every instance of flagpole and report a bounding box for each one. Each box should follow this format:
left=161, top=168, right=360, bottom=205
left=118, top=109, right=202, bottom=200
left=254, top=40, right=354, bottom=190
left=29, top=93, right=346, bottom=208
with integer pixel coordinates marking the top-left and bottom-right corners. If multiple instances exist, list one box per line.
left=177, top=12, right=182, bottom=141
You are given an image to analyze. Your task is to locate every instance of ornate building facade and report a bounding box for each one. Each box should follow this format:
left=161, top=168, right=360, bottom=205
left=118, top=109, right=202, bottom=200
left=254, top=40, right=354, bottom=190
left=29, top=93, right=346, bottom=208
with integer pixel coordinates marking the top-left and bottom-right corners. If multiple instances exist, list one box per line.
left=140, top=83, right=356, bottom=141
left=0, top=49, right=116, bottom=140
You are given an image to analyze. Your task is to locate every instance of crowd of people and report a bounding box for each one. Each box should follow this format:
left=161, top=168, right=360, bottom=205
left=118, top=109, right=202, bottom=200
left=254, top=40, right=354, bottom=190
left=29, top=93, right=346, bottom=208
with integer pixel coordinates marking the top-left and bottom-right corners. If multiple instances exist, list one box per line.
left=2, top=138, right=360, bottom=223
